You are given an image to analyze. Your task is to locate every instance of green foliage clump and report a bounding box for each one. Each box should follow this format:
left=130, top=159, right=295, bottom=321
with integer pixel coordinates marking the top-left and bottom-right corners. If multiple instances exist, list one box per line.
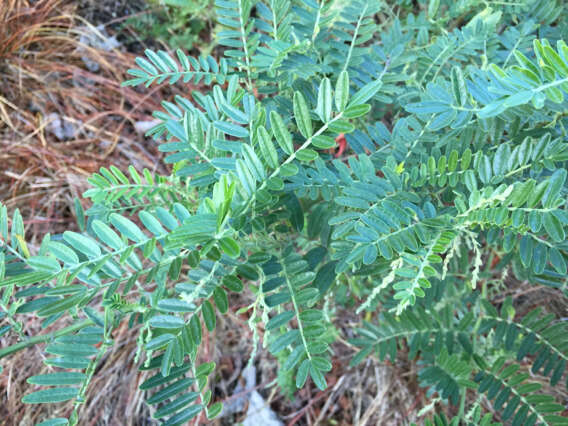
left=125, top=0, right=216, bottom=52
left=2, top=0, right=568, bottom=424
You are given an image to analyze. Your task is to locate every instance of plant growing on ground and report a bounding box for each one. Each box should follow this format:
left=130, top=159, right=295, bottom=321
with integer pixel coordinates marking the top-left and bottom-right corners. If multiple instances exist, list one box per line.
left=124, top=0, right=217, bottom=53
left=2, top=0, right=568, bottom=424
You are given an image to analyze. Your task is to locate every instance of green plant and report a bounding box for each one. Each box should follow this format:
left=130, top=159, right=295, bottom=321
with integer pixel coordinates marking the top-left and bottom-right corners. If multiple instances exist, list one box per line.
left=125, top=0, right=217, bottom=53
left=2, top=0, right=568, bottom=424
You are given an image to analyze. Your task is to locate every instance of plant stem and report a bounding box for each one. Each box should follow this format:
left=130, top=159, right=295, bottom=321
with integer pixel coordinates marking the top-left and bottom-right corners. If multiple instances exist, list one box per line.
left=343, top=3, right=368, bottom=73
left=457, top=388, right=466, bottom=422
left=237, top=0, right=253, bottom=89
left=281, top=253, right=312, bottom=361
left=70, top=309, right=113, bottom=425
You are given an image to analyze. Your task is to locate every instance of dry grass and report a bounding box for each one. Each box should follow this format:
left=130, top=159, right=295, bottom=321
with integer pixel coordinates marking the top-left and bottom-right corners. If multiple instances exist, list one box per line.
left=0, top=0, right=168, bottom=243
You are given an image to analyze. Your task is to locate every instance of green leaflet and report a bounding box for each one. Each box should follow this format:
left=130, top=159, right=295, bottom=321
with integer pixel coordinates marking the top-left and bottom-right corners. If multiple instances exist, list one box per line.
left=91, top=220, right=124, bottom=250
left=214, top=120, right=249, bottom=138
left=62, top=232, right=100, bottom=258
left=270, top=110, right=293, bottom=155
left=27, top=256, right=61, bottom=273
left=110, top=214, right=147, bottom=242
left=241, top=144, right=266, bottom=180
left=27, top=373, right=86, bottom=386
left=150, top=315, right=185, bottom=330
left=293, top=91, right=313, bottom=138
left=22, top=388, right=79, bottom=404
left=37, top=419, right=70, bottom=426
left=201, top=300, right=216, bottom=331
left=316, top=77, right=333, bottom=123
left=349, top=77, right=383, bottom=107
left=335, top=71, right=350, bottom=111
left=257, top=126, right=279, bottom=169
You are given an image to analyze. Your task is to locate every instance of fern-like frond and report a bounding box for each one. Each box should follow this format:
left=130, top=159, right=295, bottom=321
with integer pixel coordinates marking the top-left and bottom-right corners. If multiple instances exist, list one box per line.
left=474, top=357, right=566, bottom=425
left=262, top=248, right=332, bottom=391
left=480, top=299, right=568, bottom=390
left=123, top=49, right=229, bottom=87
